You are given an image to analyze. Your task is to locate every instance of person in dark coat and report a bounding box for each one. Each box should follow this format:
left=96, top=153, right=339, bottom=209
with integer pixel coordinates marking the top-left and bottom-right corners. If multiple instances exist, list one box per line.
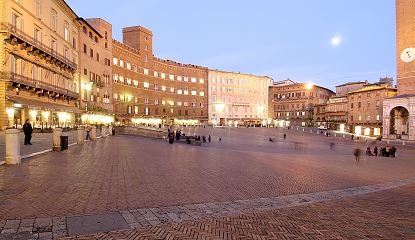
left=23, top=119, right=33, bottom=145
left=208, top=135, right=211, bottom=143
left=373, top=147, right=378, bottom=156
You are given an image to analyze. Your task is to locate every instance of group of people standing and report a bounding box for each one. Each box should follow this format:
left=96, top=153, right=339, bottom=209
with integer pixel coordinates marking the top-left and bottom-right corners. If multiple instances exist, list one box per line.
left=366, top=146, right=397, bottom=157
left=167, top=129, right=213, bottom=145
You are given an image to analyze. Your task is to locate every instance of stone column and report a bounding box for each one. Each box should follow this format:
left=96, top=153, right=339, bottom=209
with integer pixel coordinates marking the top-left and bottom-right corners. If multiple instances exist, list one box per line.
left=77, top=127, right=84, bottom=144
left=101, top=126, right=107, bottom=138
left=383, top=116, right=390, bottom=140
left=109, top=125, right=113, bottom=136
left=5, top=129, right=21, bottom=164
left=91, top=126, right=97, bottom=140
left=53, top=128, right=62, bottom=152
left=409, top=118, right=415, bottom=141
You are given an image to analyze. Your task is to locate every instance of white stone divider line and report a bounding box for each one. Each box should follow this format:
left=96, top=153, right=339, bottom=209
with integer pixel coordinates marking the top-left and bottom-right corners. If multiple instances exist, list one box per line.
left=118, top=176, right=415, bottom=229
left=2, top=177, right=415, bottom=239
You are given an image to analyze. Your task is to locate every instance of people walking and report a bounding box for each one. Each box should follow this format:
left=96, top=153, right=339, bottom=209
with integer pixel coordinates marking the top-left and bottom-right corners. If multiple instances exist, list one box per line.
left=23, top=119, right=33, bottom=145
left=373, top=146, right=378, bottom=156
left=85, top=125, right=92, bottom=140
left=391, top=146, right=397, bottom=157
left=366, top=147, right=373, bottom=156
left=208, top=135, right=211, bottom=143
left=283, top=133, right=286, bottom=139
left=353, top=148, right=361, bottom=162
left=329, top=142, right=335, bottom=151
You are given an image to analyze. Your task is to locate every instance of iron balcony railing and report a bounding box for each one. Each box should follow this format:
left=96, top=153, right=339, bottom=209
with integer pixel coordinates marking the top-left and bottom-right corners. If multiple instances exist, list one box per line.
left=1, top=22, right=77, bottom=70
left=1, top=71, right=79, bottom=99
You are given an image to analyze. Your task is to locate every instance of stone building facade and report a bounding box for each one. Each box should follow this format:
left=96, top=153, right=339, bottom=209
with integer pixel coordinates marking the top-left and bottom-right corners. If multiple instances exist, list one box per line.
left=77, top=18, right=113, bottom=124
left=112, top=26, right=208, bottom=125
left=314, top=95, right=348, bottom=132
left=208, top=70, right=272, bottom=126
left=383, top=0, right=415, bottom=141
left=349, top=86, right=397, bottom=137
left=269, top=82, right=334, bottom=127
left=0, top=0, right=80, bottom=130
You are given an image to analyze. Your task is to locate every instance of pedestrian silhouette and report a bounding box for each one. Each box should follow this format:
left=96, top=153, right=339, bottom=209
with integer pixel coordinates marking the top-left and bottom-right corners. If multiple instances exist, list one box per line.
left=353, top=148, right=361, bottom=162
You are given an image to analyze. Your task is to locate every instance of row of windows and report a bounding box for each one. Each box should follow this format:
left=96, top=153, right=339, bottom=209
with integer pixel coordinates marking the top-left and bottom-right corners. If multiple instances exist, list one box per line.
left=210, top=77, right=270, bottom=87
left=350, top=91, right=385, bottom=99
left=113, top=94, right=204, bottom=108
left=211, top=86, right=259, bottom=94
left=10, top=55, right=74, bottom=91
left=350, top=115, right=381, bottom=122
left=124, top=106, right=203, bottom=116
left=113, top=57, right=205, bottom=84
left=275, top=112, right=308, bottom=117
left=11, top=13, right=77, bottom=64
left=112, top=74, right=205, bottom=96
left=81, top=25, right=109, bottom=48
left=350, top=101, right=380, bottom=109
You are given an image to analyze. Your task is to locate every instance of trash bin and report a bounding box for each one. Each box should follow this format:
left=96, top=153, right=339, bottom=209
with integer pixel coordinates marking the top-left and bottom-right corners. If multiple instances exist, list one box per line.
left=60, top=136, right=69, bottom=151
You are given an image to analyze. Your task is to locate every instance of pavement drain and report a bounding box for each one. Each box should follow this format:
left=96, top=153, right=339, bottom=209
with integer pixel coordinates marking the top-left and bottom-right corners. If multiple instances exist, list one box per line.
left=32, top=226, right=52, bottom=233
left=66, top=212, right=129, bottom=237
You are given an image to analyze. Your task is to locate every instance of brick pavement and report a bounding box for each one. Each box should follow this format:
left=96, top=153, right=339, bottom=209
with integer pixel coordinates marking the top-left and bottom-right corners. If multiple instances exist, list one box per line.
left=63, top=183, right=415, bottom=240
left=1, top=127, right=415, bottom=239
left=1, top=178, right=415, bottom=239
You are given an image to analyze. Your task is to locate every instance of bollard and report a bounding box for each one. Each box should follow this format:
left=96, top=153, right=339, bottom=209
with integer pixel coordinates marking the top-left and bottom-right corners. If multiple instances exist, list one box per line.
left=402, top=141, right=406, bottom=146
left=102, top=126, right=107, bottom=138
left=5, top=129, right=21, bottom=164
left=387, top=140, right=390, bottom=144
left=91, top=126, right=97, bottom=140
left=334, top=133, right=337, bottom=137
left=77, top=127, right=85, bottom=144
left=53, top=128, right=62, bottom=151
left=302, top=128, right=305, bottom=132
left=343, top=134, right=345, bottom=138
left=108, top=125, right=113, bottom=136
left=310, top=130, right=313, bottom=133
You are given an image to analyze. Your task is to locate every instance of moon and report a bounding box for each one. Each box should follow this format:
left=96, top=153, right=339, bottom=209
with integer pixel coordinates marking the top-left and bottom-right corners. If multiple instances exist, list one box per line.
left=331, top=37, right=341, bottom=46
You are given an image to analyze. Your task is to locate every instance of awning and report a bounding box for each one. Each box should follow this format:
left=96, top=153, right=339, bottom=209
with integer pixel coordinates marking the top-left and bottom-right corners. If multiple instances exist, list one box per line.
left=6, top=95, right=81, bottom=113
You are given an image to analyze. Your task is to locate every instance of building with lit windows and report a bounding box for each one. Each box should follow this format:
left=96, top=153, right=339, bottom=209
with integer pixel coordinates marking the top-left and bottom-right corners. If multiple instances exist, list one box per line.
left=0, top=0, right=80, bottom=130
left=348, top=85, right=397, bottom=137
left=383, top=0, right=415, bottom=141
left=208, top=70, right=272, bottom=126
left=112, top=26, right=208, bottom=125
left=269, top=81, right=334, bottom=127
left=77, top=18, right=113, bottom=124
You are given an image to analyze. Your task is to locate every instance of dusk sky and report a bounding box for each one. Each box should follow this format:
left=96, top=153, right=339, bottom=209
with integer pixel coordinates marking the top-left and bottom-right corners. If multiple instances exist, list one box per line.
left=66, top=0, right=396, bottom=91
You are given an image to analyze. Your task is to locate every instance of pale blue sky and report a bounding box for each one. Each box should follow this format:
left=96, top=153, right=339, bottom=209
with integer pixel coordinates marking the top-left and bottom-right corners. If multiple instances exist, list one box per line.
left=66, top=0, right=396, bottom=90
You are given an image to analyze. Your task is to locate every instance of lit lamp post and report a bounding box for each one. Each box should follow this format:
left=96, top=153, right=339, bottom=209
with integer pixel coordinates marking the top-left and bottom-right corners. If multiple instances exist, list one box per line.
left=305, top=82, right=314, bottom=127
left=42, top=111, right=50, bottom=130
left=29, top=110, right=37, bottom=127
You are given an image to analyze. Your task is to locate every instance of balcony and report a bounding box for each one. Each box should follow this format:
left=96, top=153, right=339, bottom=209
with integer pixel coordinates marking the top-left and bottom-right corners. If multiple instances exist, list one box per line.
left=1, top=71, right=79, bottom=99
left=1, top=22, right=77, bottom=70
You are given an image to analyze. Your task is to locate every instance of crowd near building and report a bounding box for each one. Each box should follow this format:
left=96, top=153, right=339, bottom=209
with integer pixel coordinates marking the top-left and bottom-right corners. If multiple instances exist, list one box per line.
left=0, top=0, right=414, bottom=142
